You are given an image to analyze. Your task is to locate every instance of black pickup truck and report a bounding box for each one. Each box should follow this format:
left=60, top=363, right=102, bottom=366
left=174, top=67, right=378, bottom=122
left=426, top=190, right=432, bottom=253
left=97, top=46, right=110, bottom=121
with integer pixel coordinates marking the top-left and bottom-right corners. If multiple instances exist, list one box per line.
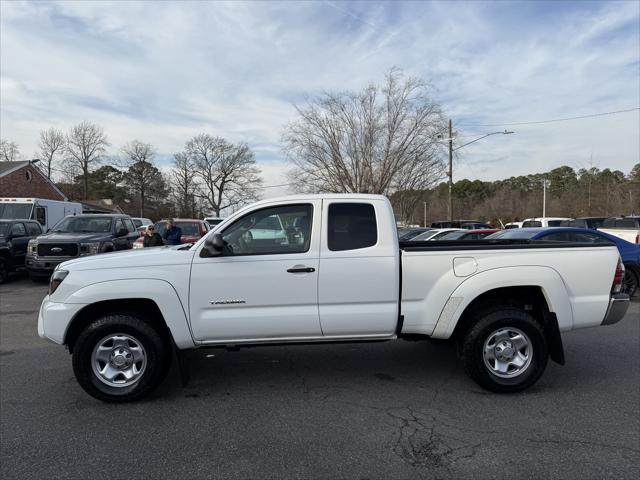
left=26, top=214, right=139, bottom=279
left=0, top=219, right=43, bottom=283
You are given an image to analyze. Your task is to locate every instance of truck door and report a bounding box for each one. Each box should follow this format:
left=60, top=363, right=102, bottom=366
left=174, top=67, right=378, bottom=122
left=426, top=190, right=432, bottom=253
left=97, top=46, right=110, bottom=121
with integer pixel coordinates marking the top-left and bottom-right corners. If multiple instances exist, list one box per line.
left=9, top=222, right=29, bottom=267
left=189, top=201, right=322, bottom=342
left=318, top=199, right=399, bottom=336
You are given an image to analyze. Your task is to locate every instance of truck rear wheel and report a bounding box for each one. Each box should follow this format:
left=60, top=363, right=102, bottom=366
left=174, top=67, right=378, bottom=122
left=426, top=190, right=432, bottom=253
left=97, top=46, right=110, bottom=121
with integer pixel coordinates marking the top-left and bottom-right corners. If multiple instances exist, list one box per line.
left=459, top=307, right=548, bottom=393
left=71, top=313, right=171, bottom=402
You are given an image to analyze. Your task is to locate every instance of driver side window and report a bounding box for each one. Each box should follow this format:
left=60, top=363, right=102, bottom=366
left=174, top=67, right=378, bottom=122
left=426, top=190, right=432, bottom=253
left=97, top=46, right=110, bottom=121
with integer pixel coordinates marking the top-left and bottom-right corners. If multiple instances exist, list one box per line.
left=221, top=204, right=313, bottom=256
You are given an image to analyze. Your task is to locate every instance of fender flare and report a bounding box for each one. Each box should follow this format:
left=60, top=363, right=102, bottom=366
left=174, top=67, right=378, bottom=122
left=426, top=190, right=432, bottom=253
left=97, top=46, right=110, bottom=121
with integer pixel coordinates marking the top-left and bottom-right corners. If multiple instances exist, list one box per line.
left=431, top=266, right=574, bottom=339
left=64, top=278, right=195, bottom=348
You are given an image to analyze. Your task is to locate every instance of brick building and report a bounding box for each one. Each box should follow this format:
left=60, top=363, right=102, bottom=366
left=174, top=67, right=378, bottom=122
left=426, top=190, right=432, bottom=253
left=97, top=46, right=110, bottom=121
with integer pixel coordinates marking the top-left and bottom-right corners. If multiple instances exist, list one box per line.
left=0, top=160, right=67, bottom=200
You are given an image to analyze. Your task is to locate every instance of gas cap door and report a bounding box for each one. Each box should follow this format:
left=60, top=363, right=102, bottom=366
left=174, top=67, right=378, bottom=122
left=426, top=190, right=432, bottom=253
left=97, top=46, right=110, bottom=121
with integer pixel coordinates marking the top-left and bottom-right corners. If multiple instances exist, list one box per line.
left=453, top=257, right=478, bottom=277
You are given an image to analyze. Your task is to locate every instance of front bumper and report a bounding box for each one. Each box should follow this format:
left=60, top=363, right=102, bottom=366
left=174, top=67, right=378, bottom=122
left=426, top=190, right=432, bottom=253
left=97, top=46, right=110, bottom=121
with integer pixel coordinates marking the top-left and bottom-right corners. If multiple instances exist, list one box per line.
left=26, top=256, right=67, bottom=275
left=601, top=294, right=630, bottom=326
left=37, top=295, right=86, bottom=344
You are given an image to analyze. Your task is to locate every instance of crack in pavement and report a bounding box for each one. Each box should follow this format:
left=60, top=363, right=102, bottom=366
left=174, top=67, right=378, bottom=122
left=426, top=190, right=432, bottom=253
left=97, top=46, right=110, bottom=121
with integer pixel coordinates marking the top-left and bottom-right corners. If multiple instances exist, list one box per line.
left=386, top=406, right=481, bottom=477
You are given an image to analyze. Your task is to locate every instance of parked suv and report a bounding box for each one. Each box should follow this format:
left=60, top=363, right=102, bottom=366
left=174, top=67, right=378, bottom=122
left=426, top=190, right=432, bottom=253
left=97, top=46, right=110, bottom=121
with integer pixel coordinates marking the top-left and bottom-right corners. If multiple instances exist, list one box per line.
left=26, top=214, right=139, bottom=279
left=0, top=219, right=43, bottom=283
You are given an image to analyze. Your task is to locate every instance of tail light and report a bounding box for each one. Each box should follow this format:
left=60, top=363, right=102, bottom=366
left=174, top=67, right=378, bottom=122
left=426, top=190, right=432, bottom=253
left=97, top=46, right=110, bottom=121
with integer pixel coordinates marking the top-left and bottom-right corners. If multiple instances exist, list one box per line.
left=635, top=234, right=639, bottom=245
left=612, top=258, right=625, bottom=294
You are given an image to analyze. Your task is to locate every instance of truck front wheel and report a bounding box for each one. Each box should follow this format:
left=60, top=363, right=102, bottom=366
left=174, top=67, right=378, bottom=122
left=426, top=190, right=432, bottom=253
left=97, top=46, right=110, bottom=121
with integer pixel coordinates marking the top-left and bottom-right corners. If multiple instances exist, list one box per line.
left=459, top=308, right=548, bottom=393
left=71, top=313, right=171, bottom=402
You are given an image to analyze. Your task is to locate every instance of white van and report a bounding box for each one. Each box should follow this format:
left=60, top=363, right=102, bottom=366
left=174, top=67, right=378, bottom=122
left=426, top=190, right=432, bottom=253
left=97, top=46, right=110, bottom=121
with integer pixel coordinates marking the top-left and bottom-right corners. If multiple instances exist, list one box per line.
left=521, top=217, right=572, bottom=228
left=0, top=198, right=82, bottom=231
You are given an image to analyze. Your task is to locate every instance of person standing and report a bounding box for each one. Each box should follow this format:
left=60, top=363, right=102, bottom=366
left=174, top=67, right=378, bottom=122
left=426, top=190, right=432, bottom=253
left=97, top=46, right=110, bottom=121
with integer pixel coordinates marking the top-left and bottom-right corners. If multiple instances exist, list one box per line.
left=143, top=225, right=163, bottom=247
left=162, top=219, right=182, bottom=246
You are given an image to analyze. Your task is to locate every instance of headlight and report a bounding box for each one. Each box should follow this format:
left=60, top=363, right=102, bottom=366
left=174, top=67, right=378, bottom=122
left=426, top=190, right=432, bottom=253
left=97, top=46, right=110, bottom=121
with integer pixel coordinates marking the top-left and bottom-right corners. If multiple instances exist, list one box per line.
left=28, top=239, right=38, bottom=255
left=49, top=270, right=69, bottom=295
left=80, top=242, right=101, bottom=256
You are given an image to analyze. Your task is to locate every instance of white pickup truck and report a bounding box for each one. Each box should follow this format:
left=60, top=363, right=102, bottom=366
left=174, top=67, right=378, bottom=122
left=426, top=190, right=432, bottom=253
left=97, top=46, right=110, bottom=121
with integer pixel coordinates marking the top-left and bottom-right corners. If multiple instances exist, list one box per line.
left=599, top=216, right=640, bottom=244
left=38, top=194, right=629, bottom=402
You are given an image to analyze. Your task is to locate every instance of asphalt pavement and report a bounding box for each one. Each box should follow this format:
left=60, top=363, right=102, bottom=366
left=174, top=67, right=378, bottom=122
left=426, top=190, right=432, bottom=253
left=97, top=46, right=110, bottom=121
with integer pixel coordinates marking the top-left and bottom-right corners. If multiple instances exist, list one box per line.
left=1, top=274, right=638, bottom=479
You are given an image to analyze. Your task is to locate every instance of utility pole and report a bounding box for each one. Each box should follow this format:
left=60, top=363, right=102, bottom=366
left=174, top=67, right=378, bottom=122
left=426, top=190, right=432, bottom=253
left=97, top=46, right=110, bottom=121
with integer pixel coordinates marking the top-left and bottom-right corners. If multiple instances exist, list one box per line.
left=448, top=119, right=453, bottom=222
left=442, top=124, right=513, bottom=223
left=423, top=201, right=427, bottom=227
left=542, top=179, right=549, bottom=218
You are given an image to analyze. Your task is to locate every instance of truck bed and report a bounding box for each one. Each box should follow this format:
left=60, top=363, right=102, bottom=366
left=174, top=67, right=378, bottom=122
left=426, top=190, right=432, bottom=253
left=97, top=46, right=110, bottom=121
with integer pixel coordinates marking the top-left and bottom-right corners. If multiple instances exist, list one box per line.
left=398, top=239, right=619, bottom=339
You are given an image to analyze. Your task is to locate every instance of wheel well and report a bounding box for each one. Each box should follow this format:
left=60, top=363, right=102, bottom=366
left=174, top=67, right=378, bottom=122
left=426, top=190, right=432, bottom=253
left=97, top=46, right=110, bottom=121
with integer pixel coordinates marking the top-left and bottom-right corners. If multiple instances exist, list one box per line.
left=64, top=298, right=172, bottom=353
left=450, top=286, right=564, bottom=365
left=452, top=286, right=549, bottom=340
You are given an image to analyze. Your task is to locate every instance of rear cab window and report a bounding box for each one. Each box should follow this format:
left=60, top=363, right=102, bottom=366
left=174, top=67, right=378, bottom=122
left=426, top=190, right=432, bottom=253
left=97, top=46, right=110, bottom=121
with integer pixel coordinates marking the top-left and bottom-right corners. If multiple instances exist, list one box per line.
left=617, top=219, right=639, bottom=229
left=10, top=222, right=27, bottom=236
left=327, top=203, right=377, bottom=251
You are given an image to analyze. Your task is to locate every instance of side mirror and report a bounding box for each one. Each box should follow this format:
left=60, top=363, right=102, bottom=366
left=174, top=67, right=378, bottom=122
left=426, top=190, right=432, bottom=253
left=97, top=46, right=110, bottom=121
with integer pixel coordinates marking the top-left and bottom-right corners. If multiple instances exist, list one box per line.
left=202, top=233, right=224, bottom=257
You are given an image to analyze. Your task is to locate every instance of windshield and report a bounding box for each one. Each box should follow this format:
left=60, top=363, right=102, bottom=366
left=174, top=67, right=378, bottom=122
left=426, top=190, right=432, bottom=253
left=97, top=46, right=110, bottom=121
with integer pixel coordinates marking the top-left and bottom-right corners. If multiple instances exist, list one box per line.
left=485, top=229, right=538, bottom=240
left=0, top=203, right=32, bottom=220
left=52, top=216, right=113, bottom=233
left=178, top=222, right=201, bottom=236
left=0, top=224, right=10, bottom=236
left=399, top=229, right=431, bottom=240
left=439, top=230, right=468, bottom=240
left=411, top=231, right=438, bottom=241
left=155, top=221, right=201, bottom=236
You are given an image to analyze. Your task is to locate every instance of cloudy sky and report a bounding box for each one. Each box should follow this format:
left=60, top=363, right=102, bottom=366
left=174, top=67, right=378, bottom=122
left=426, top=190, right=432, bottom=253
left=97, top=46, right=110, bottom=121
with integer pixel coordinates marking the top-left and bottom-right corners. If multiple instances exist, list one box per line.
left=1, top=0, right=638, bottom=197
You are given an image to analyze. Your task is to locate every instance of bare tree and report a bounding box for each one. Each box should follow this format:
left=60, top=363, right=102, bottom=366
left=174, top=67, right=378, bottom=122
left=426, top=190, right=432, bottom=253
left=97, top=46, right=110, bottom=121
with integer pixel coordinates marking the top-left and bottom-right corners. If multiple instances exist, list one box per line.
left=283, top=68, right=447, bottom=194
left=0, top=139, right=21, bottom=162
left=121, top=140, right=160, bottom=217
left=186, top=134, right=262, bottom=216
left=38, top=128, right=65, bottom=178
left=65, top=121, right=109, bottom=199
left=171, top=152, right=198, bottom=218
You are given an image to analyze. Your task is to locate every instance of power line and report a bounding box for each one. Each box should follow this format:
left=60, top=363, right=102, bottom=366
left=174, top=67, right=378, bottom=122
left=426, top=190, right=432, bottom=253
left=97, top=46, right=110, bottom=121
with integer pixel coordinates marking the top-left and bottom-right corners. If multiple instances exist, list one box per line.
left=261, top=182, right=293, bottom=189
left=458, top=107, right=640, bottom=127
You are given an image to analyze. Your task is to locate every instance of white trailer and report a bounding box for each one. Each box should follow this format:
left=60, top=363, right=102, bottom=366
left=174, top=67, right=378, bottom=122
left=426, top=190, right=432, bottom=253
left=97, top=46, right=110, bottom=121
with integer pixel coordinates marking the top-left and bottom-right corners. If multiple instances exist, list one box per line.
left=0, top=198, right=82, bottom=231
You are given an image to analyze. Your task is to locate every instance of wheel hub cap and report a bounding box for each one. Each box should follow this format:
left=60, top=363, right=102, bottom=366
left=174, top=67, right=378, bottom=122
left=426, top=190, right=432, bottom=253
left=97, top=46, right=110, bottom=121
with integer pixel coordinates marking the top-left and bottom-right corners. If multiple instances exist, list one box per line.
left=495, top=341, right=515, bottom=361
left=110, top=348, right=133, bottom=368
left=91, top=334, right=147, bottom=388
left=483, top=327, right=533, bottom=379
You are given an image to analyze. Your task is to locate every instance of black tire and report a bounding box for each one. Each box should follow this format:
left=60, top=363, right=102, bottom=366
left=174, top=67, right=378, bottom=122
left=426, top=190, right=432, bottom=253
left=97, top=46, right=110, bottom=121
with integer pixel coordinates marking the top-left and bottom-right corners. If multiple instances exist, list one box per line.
left=622, top=267, right=638, bottom=297
left=0, top=258, right=8, bottom=283
left=459, top=307, right=548, bottom=393
left=72, top=313, right=171, bottom=402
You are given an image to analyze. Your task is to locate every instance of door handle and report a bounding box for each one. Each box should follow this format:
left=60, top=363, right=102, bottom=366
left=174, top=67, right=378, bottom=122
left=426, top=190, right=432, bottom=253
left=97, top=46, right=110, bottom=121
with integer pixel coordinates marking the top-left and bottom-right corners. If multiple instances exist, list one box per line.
left=287, top=266, right=315, bottom=273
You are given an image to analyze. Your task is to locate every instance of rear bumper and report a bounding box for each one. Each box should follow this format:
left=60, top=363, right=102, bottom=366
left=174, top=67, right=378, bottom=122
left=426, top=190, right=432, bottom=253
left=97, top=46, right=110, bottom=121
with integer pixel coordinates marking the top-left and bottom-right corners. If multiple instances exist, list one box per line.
left=601, top=294, right=630, bottom=326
